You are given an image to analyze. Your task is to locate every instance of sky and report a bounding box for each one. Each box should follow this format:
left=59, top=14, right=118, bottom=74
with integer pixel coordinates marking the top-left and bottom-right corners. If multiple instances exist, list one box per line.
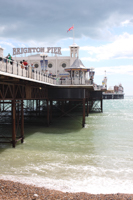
left=0, top=0, right=133, bottom=95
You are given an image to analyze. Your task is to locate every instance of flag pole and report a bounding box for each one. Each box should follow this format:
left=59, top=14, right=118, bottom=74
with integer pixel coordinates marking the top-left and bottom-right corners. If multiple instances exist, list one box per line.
left=73, top=24, right=74, bottom=44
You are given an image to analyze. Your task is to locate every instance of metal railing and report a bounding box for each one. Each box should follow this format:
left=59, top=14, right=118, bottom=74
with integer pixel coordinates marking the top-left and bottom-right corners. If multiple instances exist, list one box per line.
left=93, top=84, right=107, bottom=90
left=0, top=56, right=105, bottom=88
left=0, top=56, right=54, bottom=85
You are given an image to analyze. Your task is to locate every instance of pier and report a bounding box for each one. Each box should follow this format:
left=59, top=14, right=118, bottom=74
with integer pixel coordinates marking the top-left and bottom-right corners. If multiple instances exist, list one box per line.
left=0, top=45, right=105, bottom=147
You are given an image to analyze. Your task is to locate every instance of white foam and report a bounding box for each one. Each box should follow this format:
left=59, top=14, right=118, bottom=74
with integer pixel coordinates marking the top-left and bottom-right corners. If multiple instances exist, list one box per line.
left=1, top=175, right=133, bottom=194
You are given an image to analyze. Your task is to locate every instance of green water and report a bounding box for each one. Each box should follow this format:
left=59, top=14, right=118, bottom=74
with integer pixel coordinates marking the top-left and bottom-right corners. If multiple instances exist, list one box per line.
left=0, top=96, right=133, bottom=194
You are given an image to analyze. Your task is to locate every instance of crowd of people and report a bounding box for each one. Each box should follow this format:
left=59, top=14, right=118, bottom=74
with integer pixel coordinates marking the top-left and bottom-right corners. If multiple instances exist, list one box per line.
left=5, top=53, right=35, bottom=71
left=5, top=53, right=33, bottom=70
left=0, top=53, right=37, bottom=74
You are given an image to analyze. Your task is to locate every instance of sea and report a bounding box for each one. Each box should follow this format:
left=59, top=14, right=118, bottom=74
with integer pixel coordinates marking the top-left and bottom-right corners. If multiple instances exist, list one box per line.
left=0, top=96, right=133, bottom=194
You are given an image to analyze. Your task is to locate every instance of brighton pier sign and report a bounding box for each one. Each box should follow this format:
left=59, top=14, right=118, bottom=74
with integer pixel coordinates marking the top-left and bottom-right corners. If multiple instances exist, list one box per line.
left=13, top=47, right=62, bottom=56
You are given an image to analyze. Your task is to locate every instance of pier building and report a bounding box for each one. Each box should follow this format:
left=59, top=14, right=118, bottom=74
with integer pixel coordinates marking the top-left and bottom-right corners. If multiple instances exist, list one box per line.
left=103, top=84, right=124, bottom=99
left=0, top=44, right=106, bottom=148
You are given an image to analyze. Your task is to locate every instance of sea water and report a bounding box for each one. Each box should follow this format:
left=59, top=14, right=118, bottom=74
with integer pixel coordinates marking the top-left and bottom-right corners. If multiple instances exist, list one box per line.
left=0, top=96, right=133, bottom=194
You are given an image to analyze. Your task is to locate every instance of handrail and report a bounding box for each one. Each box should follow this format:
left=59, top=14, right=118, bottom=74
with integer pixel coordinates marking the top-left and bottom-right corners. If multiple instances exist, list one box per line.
left=0, top=56, right=105, bottom=88
left=0, top=56, right=54, bottom=85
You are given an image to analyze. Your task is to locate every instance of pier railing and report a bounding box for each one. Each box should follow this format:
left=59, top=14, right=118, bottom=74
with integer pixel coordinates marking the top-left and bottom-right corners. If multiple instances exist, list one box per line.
left=0, top=57, right=54, bottom=85
left=0, top=56, right=106, bottom=88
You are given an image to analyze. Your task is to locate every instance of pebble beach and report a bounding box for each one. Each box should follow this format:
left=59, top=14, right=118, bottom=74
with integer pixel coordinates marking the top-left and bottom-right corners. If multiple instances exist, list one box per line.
left=0, top=179, right=133, bottom=200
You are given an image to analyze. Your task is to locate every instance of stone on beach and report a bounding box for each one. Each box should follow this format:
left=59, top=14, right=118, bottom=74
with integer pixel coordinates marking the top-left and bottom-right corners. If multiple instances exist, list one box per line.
left=0, top=179, right=133, bottom=200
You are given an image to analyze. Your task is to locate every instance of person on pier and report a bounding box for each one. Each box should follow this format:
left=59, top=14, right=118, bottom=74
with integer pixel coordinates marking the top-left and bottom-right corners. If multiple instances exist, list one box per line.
left=22, top=60, right=28, bottom=70
left=31, top=63, right=34, bottom=72
left=6, top=53, right=12, bottom=64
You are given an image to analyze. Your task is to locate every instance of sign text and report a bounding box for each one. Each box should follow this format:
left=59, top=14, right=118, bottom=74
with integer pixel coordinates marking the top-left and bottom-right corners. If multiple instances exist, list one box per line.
left=13, top=47, right=62, bottom=56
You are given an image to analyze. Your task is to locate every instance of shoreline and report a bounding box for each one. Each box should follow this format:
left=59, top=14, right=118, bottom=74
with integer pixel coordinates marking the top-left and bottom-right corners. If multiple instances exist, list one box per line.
left=0, top=179, right=133, bottom=200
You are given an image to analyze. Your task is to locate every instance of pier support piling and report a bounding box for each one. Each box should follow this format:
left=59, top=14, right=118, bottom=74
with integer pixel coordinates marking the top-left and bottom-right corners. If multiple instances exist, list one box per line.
left=47, top=100, right=50, bottom=126
left=82, top=98, right=85, bottom=127
left=101, top=99, right=103, bottom=112
left=50, top=100, right=52, bottom=123
left=12, top=99, right=16, bottom=148
left=21, top=100, right=24, bottom=143
left=86, top=100, right=89, bottom=117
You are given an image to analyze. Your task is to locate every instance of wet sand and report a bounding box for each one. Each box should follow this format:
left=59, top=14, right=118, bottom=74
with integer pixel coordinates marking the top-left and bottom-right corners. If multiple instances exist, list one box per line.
left=0, top=179, right=133, bottom=200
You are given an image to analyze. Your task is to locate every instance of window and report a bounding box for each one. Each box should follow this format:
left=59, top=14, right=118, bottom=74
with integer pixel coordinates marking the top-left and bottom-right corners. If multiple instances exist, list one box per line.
left=79, top=71, right=83, bottom=77
left=62, top=63, right=66, bottom=68
left=48, top=63, right=52, bottom=68
left=76, top=71, right=79, bottom=76
left=34, top=63, right=39, bottom=68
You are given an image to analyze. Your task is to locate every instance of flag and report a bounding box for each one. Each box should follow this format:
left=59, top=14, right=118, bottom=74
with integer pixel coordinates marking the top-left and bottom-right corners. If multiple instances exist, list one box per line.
left=67, top=25, right=74, bottom=32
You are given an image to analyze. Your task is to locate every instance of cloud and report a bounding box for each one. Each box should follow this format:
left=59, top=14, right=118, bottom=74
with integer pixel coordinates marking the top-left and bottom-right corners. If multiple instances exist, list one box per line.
left=95, top=65, right=133, bottom=76
left=1, top=0, right=133, bottom=43
left=121, top=20, right=130, bottom=26
left=0, top=26, right=5, bottom=33
left=121, top=18, right=133, bottom=26
left=0, top=41, right=15, bottom=48
left=82, top=57, right=98, bottom=62
left=61, top=48, right=69, bottom=52
left=81, top=33, right=133, bottom=61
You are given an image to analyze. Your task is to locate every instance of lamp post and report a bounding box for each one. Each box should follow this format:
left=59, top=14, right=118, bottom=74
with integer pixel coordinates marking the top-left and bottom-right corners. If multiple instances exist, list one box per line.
left=40, top=53, right=48, bottom=73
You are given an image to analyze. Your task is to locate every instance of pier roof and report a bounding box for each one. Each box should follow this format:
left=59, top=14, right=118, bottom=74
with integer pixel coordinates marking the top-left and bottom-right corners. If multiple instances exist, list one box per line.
left=65, top=57, right=89, bottom=71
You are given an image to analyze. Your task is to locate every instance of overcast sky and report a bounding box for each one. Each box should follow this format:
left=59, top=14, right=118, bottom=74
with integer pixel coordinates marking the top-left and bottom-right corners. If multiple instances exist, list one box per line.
left=1, top=0, right=133, bottom=95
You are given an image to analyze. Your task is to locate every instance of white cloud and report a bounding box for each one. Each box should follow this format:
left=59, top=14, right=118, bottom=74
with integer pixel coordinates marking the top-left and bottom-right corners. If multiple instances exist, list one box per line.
left=61, top=48, right=69, bottom=52
left=121, top=18, right=133, bottom=26
left=1, top=0, right=133, bottom=43
left=18, top=43, right=26, bottom=48
left=0, top=26, right=5, bottom=33
left=81, top=33, right=133, bottom=61
left=95, top=65, right=133, bottom=76
left=121, top=20, right=130, bottom=26
left=82, top=57, right=98, bottom=62
left=0, top=41, right=15, bottom=48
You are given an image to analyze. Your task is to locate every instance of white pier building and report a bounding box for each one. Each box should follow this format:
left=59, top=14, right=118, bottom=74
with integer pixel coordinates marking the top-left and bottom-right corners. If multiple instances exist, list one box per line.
left=0, top=43, right=105, bottom=91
